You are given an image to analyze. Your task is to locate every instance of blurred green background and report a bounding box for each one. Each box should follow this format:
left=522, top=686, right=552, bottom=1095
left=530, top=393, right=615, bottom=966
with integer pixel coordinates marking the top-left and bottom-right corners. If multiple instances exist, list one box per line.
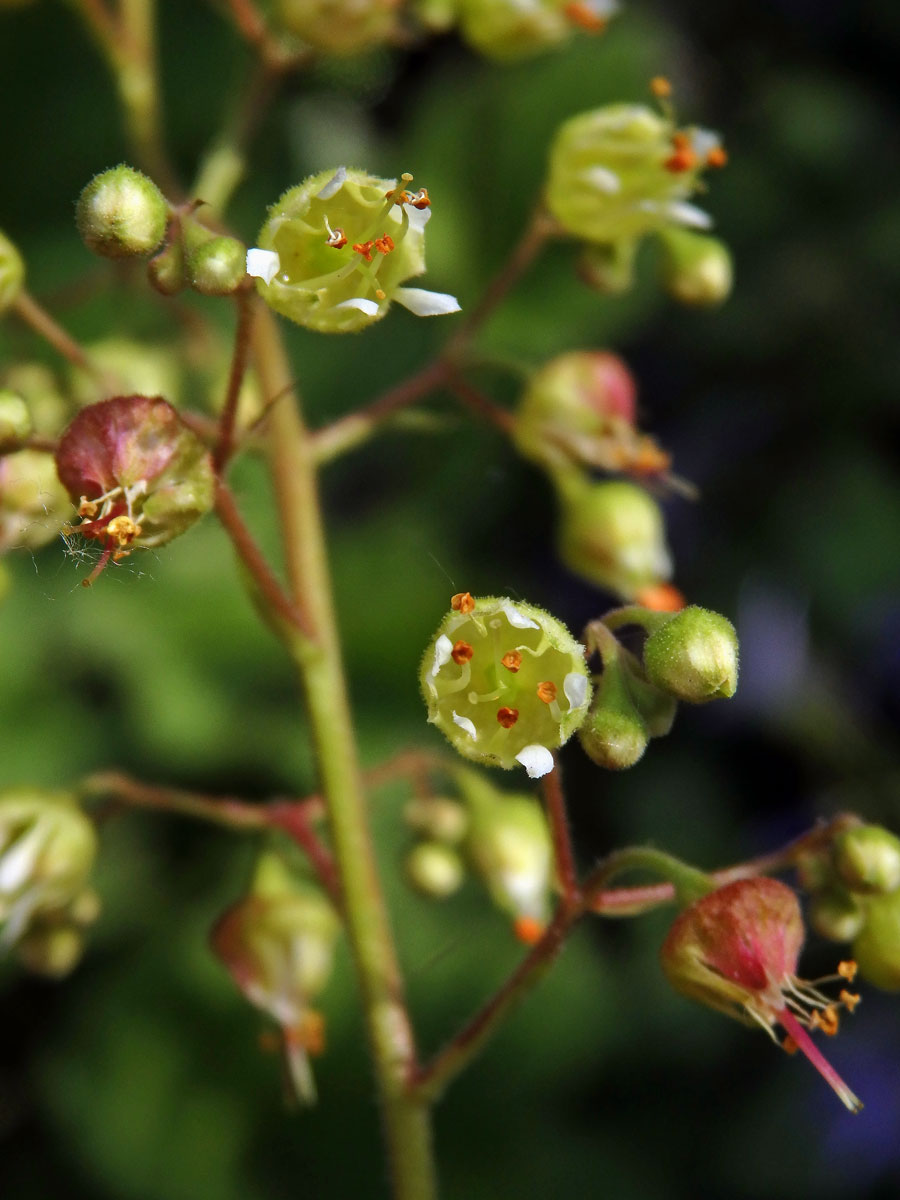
left=2, top=1, right=900, bottom=1197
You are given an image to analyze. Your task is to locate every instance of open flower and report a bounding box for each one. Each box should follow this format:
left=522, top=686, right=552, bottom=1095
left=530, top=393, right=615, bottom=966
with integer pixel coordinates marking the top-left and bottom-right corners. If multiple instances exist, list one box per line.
left=247, top=167, right=459, bottom=333
left=661, top=877, right=863, bottom=1112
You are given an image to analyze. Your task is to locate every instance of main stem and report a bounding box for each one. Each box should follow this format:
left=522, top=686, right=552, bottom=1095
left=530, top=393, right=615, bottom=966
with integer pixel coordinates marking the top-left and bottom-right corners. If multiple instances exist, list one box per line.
left=250, top=306, right=438, bottom=1200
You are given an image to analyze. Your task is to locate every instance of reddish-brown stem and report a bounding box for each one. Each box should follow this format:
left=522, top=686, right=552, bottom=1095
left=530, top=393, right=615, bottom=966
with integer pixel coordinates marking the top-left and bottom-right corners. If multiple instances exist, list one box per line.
left=213, top=480, right=312, bottom=638
left=12, top=291, right=101, bottom=375
left=541, top=762, right=580, bottom=906
left=0, top=435, right=58, bottom=459
left=71, top=0, right=121, bottom=47
left=443, top=368, right=515, bottom=433
left=214, top=289, right=255, bottom=472
left=268, top=802, right=341, bottom=908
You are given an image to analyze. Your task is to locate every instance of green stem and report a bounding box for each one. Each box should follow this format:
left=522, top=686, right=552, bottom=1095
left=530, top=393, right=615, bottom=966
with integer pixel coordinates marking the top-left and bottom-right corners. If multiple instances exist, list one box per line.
left=250, top=306, right=438, bottom=1200
left=600, top=605, right=673, bottom=635
left=584, top=847, right=716, bottom=908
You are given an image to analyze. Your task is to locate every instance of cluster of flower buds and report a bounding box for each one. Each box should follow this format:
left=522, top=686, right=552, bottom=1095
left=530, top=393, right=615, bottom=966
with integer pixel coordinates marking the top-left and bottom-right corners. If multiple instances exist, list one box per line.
left=274, top=0, right=401, bottom=54
left=545, top=89, right=732, bottom=302
left=246, top=167, right=459, bottom=333
left=420, top=592, right=592, bottom=779
left=0, top=445, right=72, bottom=554
left=579, top=605, right=738, bottom=769
left=800, top=824, right=900, bottom=991
left=661, top=876, right=863, bottom=1112
left=0, top=789, right=100, bottom=976
left=54, top=394, right=215, bottom=585
left=450, top=0, right=618, bottom=61
left=211, top=854, right=341, bottom=1104
left=0, top=228, right=24, bottom=316
left=404, top=766, right=554, bottom=942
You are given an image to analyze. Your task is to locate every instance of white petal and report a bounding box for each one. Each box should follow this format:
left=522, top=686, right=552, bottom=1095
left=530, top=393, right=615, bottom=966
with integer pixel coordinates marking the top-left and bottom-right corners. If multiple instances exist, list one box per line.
left=431, top=634, right=453, bottom=676
left=0, top=825, right=44, bottom=895
left=515, top=744, right=554, bottom=779
left=581, top=166, right=621, bottom=194
left=665, top=201, right=713, bottom=230
left=246, top=248, right=280, bottom=285
left=586, top=0, right=619, bottom=14
left=690, top=127, right=721, bottom=159
left=452, top=711, right=477, bottom=740
left=404, top=204, right=432, bottom=232
left=502, top=604, right=539, bottom=631
left=315, top=166, right=347, bottom=200
left=563, top=672, right=589, bottom=710
left=393, top=287, right=461, bottom=317
left=333, top=297, right=381, bottom=316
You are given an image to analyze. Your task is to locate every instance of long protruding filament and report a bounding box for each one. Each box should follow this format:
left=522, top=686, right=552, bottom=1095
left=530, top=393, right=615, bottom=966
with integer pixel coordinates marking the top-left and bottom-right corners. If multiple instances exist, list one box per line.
left=777, top=1007, right=863, bottom=1114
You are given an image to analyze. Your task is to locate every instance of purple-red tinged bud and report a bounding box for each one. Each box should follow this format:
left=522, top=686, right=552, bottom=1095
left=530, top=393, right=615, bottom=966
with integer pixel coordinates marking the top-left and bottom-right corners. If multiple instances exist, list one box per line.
left=661, top=877, right=863, bottom=1113
left=55, top=395, right=214, bottom=582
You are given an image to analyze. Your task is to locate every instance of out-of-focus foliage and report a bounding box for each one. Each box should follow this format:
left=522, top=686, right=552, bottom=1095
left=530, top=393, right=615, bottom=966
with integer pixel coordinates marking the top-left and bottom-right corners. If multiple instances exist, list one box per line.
left=1, top=2, right=899, bottom=1198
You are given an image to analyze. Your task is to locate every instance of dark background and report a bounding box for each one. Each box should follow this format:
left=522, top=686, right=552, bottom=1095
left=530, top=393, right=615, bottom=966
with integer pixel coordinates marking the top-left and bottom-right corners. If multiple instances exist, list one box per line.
left=1, top=1, right=899, bottom=1197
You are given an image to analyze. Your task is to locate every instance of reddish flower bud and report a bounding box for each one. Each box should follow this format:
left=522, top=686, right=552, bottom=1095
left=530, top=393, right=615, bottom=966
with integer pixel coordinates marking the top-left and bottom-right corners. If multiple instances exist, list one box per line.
left=661, top=878, right=863, bottom=1112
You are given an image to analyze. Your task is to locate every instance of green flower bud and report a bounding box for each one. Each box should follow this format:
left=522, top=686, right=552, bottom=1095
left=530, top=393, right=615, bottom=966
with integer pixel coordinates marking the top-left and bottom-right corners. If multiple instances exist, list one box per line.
left=75, top=165, right=169, bottom=259
left=578, top=654, right=648, bottom=770
left=458, top=769, right=553, bottom=927
left=274, top=0, right=400, bottom=54
left=421, top=593, right=592, bottom=777
left=17, top=923, right=86, bottom=978
left=186, top=231, right=248, bottom=296
left=833, top=825, right=900, bottom=896
left=555, top=474, right=672, bottom=599
left=248, top=167, right=458, bottom=333
left=404, top=795, right=469, bottom=844
left=69, top=338, right=183, bottom=408
left=576, top=239, right=637, bottom=295
left=0, top=790, right=97, bottom=948
left=808, top=888, right=866, bottom=944
left=643, top=605, right=739, bottom=703
left=0, top=449, right=72, bottom=552
left=1, top=363, right=68, bottom=435
left=412, top=0, right=458, bottom=32
left=795, top=845, right=835, bottom=893
left=0, top=229, right=25, bottom=315
left=147, top=237, right=187, bottom=296
left=658, top=227, right=733, bottom=307
left=546, top=104, right=725, bottom=262
left=405, top=841, right=465, bottom=898
left=0, top=390, right=32, bottom=449
left=853, top=890, right=900, bottom=990
left=458, top=0, right=568, bottom=60
left=623, top=667, right=678, bottom=737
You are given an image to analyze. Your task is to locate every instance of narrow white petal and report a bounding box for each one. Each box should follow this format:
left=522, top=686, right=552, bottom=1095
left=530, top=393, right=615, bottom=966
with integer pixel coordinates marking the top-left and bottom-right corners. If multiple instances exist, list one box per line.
left=515, top=744, right=554, bottom=779
left=333, top=297, right=381, bottom=316
left=0, top=825, right=44, bottom=895
left=452, top=711, right=477, bottom=740
left=246, top=248, right=280, bottom=285
left=502, top=604, right=539, bottom=631
left=582, top=166, right=621, bottom=194
left=431, top=634, right=453, bottom=676
left=404, top=204, right=432, bottom=232
left=393, top=287, right=461, bottom=317
left=690, top=127, right=721, bottom=159
left=563, top=672, right=589, bottom=710
left=666, top=201, right=713, bottom=230
left=316, top=166, right=347, bottom=200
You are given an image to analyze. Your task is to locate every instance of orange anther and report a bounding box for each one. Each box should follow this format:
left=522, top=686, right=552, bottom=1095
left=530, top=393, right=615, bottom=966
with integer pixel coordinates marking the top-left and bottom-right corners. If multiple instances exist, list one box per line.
left=325, top=227, right=347, bottom=248
left=451, top=591, right=475, bottom=614
left=374, top=233, right=395, bottom=255
left=288, top=1010, right=326, bottom=1056
left=838, top=960, right=858, bottom=982
left=782, top=1035, right=798, bottom=1055
left=814, top=1006, right=839, bottom=1036
left=501, top=650, right=523, bottom=673
left=536, top=681, right=557, bottom=704
left=706, top=146, right=728, bottom=169
left=513, top=915, right=545, bottom=945
left=664, top=148, right=698, bottom=173
left=650, top=76, right=672, bottom=98
left=564, top=2, right=607, bottom=32
left=375, top=288, right=386, bottom=300
left=839, top=990, right=861, bottom=1013
left=497, top=706, right=519, bottom=729
left=452, top=640, right=474, bottom=664
left=634, top=583, right=686, bottom=613
left=409, top=188, right=431, bottom=209
left=671, top=131, right=690, bottom=152
left=353, top=241, right=374, bottom=262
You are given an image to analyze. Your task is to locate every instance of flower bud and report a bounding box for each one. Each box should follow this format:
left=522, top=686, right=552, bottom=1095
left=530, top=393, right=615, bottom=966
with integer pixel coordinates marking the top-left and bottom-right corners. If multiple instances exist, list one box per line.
left=147, top=237, right=187, bottom=296
left=274, top=0, right=400, bottom=54
left=248, top=167, right=458, bottom=333
left=808, top=888, right=866, bottom=944
left=185, top=231, right=248, bottom=296
left=555, top=474, right=672, bottom=599
left=0, top=390, right=32, bottom=449
left=458, top=0, right=615, bottom=61
left=421, top=593, right=592, bottom=777
left=622, top=667, right=678, bottom=737
left=412, top=0, right=457, bottom=31
left=643, top=605, right=739, bottom=703
left=546, top=104, right=723, bottom=259
left=833, top=825, right=900, bottom=896
left=457, top=769, right=553, bottom=926
left=661, top=877, right=863, bottom=1112
left=852, top=890, right=900, bottom=991
left=1, top=363, right=68, bottom=435
left=55, top=395, right=214, bottom=579
left=0, top=229, right=25, bottom=315
left=0, top=449, right=72, bottom=552
left=404, top=795, right=469, bottom=844
left=577, top=238, right=638, bottom=295
left=76, top=165, right=169, bottom=259
left=405, top=841, right=465, bottom=898
left=578, top=654, right=648, bottom=770
left=0, top=790, right=97, bottom=948
left=658, top=227, right=733, bottom=307
left=17, top=922, right=86, bottom=977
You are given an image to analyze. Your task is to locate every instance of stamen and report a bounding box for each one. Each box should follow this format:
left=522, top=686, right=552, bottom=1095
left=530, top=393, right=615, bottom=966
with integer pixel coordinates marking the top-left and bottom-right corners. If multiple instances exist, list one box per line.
left=375, top=288, right=386, bottom=301
left=536, top=681, right=557, bottom=704
left=501, top=650, right=523, bottom=673
left=650, top=76, right=672, bottom=98
left=564, top=2, right=608, bottom=31
left=706, top=146, right=728, bottom=168
left=452, top=640, right=474, bottom=664
left=353, top=241, right=375, bottom=262
left=451, top=591, right=475, bottom=614
left=839, top=990, right=861, bottom=1013
left=838, top=960, right=858, bottom=982
left=408, top=189, right=431, bottom=210
left=373, top=234, right=395, bottom=255
left=497, top=707, right=519, bottom=729
left=782, top=1035, right=798, bottom=1054
left=513, top=915, right=545, bottom=945
left=665, top=147, right=698, bottom=173
left=78, top=496, right=99, bottom=518
left=105, top=515, right=141, bottom=546
left=324, top=221, right=347, bottom=249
